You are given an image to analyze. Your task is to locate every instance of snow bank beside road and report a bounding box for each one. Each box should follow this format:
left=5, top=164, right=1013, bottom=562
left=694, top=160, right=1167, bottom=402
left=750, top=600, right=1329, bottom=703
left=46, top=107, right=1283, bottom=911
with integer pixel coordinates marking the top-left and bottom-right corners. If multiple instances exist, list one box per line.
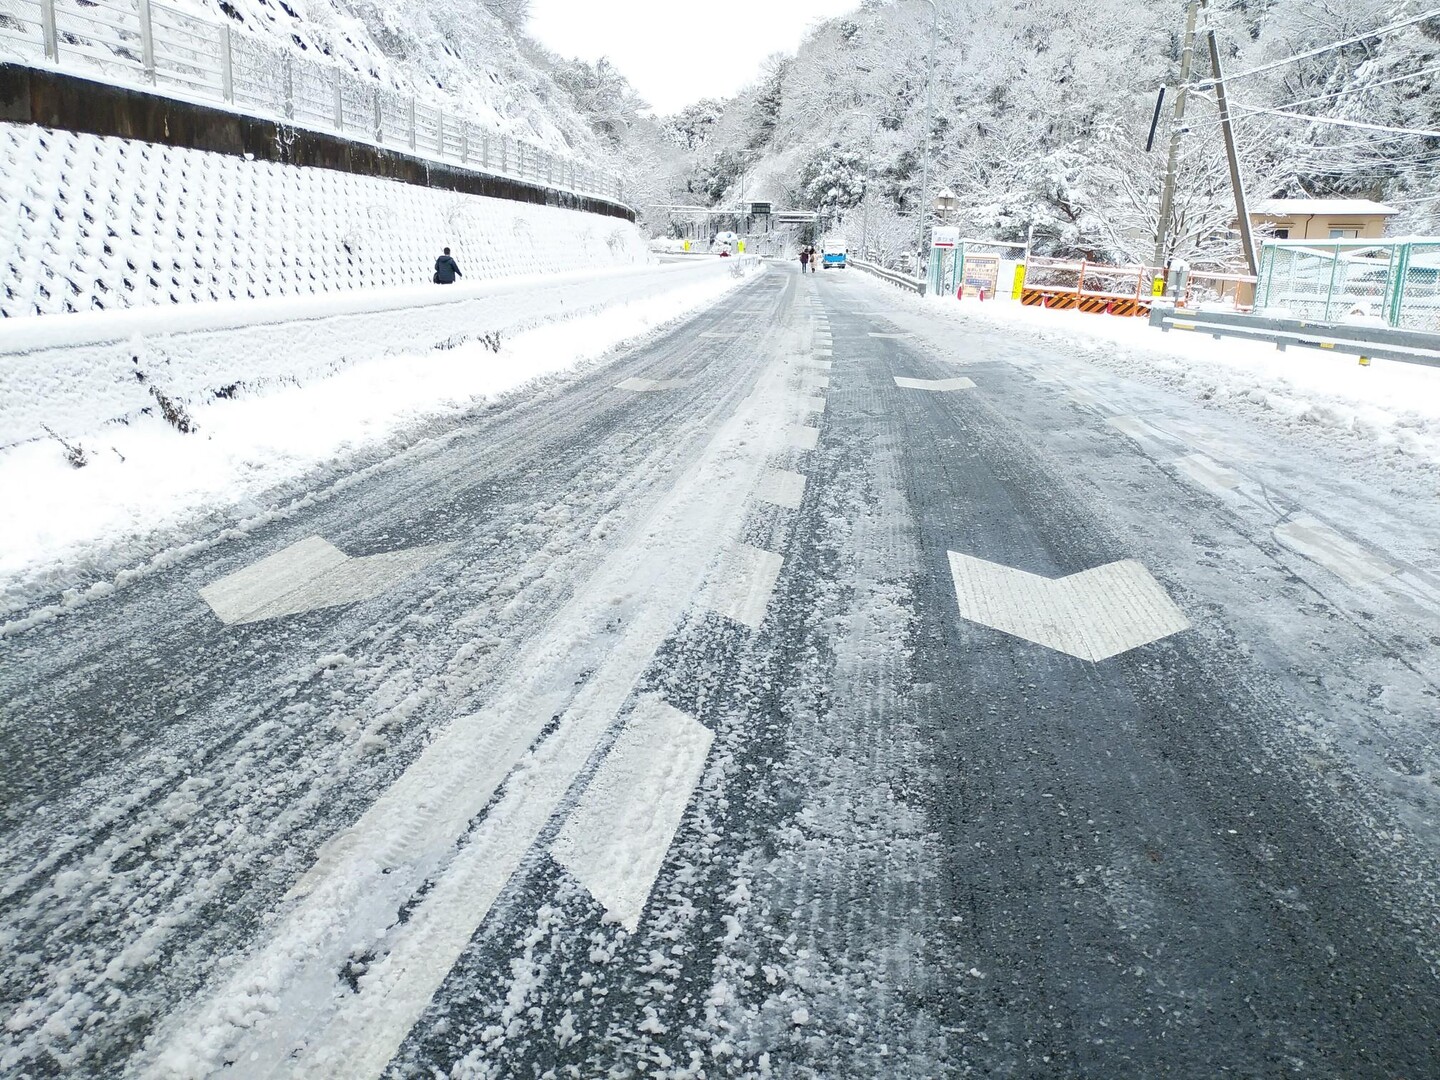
left=910, top=291, right=1440, bottom=479
left=0, top=262, right=761, bottom=622
left=0, top=263, right=723, bottom=447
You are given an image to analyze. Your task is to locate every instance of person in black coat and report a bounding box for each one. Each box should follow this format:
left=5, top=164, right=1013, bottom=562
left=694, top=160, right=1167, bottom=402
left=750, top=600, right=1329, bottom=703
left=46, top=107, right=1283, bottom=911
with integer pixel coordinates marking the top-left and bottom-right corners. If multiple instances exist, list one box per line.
left=434, top=248, right=462, bottom=284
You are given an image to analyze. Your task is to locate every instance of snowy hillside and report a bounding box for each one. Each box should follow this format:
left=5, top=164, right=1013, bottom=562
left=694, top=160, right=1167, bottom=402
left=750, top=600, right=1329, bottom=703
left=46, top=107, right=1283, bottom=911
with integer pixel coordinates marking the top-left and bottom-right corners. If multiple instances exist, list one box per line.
left=647, top=1, right=1440, bottom=266
left=0, top=0, right=614, bottom=162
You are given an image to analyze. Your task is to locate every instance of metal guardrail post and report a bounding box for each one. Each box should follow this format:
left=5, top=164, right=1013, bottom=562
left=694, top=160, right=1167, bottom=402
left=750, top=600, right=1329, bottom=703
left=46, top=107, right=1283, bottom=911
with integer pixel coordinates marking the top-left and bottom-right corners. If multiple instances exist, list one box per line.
left=1389, top=243, right=1411, bottom=328
left=1324, top=242, right=1342, bottom=321
left=407, top=97, right=416, bottom=150
left=219, top=23, right=234, bottom=102
left=137, top=0, right=156, bottom=83
left=333, top=69, right=343, bottom=130
left=460, top=122, right=468, bottom=164
left=372, top=89, right=382, bottom=143
left=501, top=136, right=508, bottom=172
left=281, top=52, right=294, bottom=119
left=436, top=112, right=444, bottom=156
left=480, top=132, right=489, bottom=169
left=40, top=0, right=59, bottom=61
left=545, top=152, right=552, bottom=185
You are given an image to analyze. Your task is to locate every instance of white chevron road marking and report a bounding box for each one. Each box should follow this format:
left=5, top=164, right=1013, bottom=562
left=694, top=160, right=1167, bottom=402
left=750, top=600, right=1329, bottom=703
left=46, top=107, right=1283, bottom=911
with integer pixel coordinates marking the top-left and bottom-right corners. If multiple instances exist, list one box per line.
left=199, top=536, right=450, bottom=625
left=893, top=377, right=976, bottom=392
left=947, top=553, right=1190, bottom=662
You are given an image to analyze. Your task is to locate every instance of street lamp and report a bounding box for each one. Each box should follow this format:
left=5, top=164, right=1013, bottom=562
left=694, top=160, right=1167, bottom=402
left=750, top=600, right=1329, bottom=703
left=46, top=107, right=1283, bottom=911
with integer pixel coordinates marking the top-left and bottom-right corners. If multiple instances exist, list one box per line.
left=932, top=186, right=959, bottom=225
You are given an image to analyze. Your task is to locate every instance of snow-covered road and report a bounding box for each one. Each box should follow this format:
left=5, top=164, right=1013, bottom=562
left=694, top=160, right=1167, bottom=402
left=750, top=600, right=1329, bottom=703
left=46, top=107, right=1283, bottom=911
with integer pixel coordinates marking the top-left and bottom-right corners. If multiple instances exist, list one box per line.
left=2, top=265, right=1438, bottom=1077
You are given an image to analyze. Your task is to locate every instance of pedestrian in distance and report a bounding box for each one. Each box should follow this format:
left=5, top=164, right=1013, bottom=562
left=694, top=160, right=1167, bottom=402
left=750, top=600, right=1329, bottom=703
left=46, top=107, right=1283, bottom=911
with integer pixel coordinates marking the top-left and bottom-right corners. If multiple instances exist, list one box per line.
left=799, top=248, right=809, bottom=273
left=434, top=247, right=462, bottom=284
left=809, top=246, right=818, bottom=273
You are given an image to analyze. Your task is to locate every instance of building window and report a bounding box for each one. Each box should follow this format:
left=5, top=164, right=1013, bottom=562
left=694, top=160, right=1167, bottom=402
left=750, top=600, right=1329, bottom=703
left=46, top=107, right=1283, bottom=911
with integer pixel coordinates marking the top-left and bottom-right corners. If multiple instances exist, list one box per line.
left=1273, top=228, right=1290, bottom=240
left=1329, top=227, right=1360, bottom=239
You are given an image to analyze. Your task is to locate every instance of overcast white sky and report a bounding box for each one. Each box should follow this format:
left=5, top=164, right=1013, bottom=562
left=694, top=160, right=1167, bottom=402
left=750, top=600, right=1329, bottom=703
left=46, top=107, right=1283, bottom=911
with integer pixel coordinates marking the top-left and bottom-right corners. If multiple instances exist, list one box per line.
left=526, top=0, right=862, bottom=115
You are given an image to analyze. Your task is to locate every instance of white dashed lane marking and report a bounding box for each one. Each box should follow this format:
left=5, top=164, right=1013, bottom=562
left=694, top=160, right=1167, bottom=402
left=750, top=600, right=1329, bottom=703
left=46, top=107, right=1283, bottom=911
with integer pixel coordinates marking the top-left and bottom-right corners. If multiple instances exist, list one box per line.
left=1173, top=453, right=1241, bottom=494
left=551, top=697, right=714, bottom=932
left=757, top=469, right=808, bottom=510
left=788, top=424, right=821, bottom=450
left=700, top=544, right=786, bottom=628
left=1275, top=516, right=1397, bottom=587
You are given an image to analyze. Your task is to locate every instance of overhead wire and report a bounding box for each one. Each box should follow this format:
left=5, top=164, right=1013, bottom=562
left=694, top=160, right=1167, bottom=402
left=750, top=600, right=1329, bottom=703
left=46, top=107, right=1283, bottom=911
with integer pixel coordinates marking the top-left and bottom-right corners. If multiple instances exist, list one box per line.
left=1184, top=8, right=1440, bottom=88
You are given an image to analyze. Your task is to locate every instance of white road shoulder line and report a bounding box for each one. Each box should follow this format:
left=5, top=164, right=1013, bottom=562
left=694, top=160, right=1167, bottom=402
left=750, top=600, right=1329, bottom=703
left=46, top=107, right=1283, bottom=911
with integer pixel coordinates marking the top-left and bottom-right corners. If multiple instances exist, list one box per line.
left=799, top=375, right=831, bottom=391
left=801, top=359, right=833, bottom=371
left=801, top=395, right=826, bottom=414
left=700, top=544, right=785, bottom=628
left=869, top=332, right=911, bottom=339
left=893, top=376, right=976, bottom=392
left=788, top=424, right=821, bottom=449
left=551, top=697, right=714, bottom=932
left=1173, top=453, right=1241, bottom=495
left=757, top=468, right=807, bottom=509
left=1275, top=516, right=1397, bottom=587
left=948, top=553, right=1190, bottom=662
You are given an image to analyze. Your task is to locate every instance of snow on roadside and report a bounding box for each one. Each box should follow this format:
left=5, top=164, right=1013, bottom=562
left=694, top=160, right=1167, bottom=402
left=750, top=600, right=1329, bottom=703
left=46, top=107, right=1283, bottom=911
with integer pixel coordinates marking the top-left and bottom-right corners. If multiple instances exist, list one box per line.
left=0, top=265, right=760, bottom=624
left=883, top=284, right=1440, bottom=487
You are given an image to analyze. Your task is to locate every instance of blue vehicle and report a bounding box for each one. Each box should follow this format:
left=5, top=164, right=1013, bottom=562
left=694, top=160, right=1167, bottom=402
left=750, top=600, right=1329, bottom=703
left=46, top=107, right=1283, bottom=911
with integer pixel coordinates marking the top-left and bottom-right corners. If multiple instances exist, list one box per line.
left=821, top=247, right=847, bottom=270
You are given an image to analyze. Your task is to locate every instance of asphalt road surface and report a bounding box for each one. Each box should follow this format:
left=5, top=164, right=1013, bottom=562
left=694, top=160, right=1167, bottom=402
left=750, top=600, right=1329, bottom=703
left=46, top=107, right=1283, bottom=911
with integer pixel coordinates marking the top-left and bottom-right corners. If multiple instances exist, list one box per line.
left=2, top=262, right=1438, bottom=1078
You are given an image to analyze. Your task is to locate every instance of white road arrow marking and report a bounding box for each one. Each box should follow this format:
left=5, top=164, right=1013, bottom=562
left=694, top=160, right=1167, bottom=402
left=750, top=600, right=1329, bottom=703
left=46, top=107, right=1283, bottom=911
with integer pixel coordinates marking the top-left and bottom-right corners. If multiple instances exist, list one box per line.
left=893, top=376, right=976, bottom=392
left=199, top=536, right=450, bottom=625
left=551, top=697, right=714, bottom=932
left=616, top=377, right=687, bottom=392
left=757, top=469, right=807, bottom=509
left=947, top=553, right=1190, bottom=661
left=700, top=543, right=785, bottom=628
left=1275, top=516, right=1397, bottom=586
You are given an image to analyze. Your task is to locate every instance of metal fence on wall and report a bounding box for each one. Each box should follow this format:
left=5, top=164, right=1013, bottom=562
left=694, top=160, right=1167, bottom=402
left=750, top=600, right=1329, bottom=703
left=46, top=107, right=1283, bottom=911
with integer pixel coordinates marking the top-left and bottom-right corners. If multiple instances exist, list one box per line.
left=0, top=0, right=625, bottom=203
left=1255, top=240, right=1440, bottom=332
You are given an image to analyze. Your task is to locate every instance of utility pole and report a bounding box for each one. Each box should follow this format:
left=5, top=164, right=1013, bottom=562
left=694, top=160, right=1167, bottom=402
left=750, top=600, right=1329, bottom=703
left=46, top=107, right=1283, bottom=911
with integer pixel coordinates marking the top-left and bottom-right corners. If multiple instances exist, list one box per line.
left=916, top=0, right=938, bottom=277
left=1203, top=0, right=1258, bottom=277
left=1152, top=0, right=1200, bottom=276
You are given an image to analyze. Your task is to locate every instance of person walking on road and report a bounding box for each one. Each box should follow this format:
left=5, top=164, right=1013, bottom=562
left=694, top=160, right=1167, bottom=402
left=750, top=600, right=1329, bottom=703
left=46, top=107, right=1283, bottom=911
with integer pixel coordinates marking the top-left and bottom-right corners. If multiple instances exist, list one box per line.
left=807, top=246, right=818, bottom=273
left=798, top=248, right=809, bottom=273
left=434, top=247, right=462, bottom=284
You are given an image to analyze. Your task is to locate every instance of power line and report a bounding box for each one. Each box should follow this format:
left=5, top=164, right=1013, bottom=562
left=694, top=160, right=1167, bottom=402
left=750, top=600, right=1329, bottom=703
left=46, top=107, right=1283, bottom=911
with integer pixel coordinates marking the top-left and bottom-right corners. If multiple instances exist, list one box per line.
left=1253, top=62, right=1440, bottom=113
left=1186, top=9, right=1440, bottom=88
left=1231, top=105, right=1440, bottom=138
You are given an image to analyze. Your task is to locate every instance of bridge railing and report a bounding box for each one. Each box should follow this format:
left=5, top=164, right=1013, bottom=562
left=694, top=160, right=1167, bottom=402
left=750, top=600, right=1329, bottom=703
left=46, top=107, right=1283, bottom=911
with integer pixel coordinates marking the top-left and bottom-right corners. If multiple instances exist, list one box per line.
left=0, top=0, right=626, bottom=204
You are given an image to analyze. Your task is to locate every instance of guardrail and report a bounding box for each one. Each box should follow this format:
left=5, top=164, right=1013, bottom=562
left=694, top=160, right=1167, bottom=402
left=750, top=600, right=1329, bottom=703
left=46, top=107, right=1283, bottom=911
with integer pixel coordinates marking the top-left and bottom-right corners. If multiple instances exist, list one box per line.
left=1149, top=304, right=1440, bottom=368
left=0, top=0, right=625, bottom=203
left=853, top=258, right=926, bottom=295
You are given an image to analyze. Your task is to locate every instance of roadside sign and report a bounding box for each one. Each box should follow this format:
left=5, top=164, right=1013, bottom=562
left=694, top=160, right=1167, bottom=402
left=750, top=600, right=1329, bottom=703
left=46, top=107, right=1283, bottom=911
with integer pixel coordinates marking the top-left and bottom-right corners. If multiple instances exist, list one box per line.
left=750, top=202, right=772, bottom=216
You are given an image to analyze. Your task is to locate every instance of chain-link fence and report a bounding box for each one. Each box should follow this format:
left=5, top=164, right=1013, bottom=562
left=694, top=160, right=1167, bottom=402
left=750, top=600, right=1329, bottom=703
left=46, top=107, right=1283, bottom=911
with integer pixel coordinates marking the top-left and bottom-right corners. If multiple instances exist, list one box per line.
left=0, top=0, right=626, bottom=203
left=1255, top=240, right=1440, bottom=332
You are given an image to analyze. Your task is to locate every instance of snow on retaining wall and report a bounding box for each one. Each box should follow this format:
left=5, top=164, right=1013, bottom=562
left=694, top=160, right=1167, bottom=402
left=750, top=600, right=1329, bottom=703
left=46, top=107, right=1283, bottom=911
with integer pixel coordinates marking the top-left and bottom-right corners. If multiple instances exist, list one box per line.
left=0, top=260, right=743, bottom=447
left=0, top=122, right=647, bottom=318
